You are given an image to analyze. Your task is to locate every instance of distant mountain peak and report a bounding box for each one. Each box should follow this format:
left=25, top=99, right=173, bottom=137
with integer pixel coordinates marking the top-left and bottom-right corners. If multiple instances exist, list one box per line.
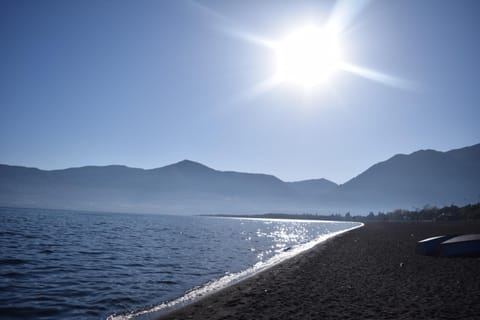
left=164, top=159, right=215, bottom=171
left=287, top=178, right=338, bottom=196
left=292, top=178, right=337, bottom=184
left=177, top=159, right=202, bottom=165
left=338, top=142, right=480, bottom=211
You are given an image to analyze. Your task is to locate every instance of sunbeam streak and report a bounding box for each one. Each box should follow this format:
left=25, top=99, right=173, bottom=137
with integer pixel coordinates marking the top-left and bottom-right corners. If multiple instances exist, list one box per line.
left=225, top=29, right=278, bottom=49
left=187, top=0, right=233, bottom=25
left=341, top=63, right=416, bottom=90
left=188, top=0, right=277, bottom=49
left=327, top=0, right=372, bottom=33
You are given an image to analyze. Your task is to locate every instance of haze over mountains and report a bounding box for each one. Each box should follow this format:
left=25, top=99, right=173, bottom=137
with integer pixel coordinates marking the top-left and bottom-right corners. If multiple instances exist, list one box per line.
left=1, top=143, right=479, bottom=215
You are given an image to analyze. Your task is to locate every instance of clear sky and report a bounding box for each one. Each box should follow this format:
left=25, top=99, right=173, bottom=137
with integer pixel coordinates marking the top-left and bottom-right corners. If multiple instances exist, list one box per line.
left=1, top=0, right=479, bottom=184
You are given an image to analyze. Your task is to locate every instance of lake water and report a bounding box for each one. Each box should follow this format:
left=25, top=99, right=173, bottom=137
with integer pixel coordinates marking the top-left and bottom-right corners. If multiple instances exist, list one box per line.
left=0, top=207, right=361, bottom=320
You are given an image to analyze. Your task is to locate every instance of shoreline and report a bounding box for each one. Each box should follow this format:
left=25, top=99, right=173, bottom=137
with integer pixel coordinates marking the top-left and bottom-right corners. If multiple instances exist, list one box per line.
left=156, top=221, right=480, bottom=320
left=110, top=221, right=362, bottom=320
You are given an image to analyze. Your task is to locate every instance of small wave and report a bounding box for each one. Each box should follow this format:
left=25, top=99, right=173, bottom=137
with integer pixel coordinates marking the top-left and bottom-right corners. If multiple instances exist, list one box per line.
left=1, top=271, right=27, bottom=278
left=0, top=306, right=60, bottom=319
left=97, top=297, right=140, bottom=305
left=0, top=231, right=21, bottom=237
left=125, top=263, right=145, bottom=267
left=157, top=280, right=178, bottom=285
left=79, top=250, right=105, bottom=256
left=0, top=258, right=29, bottom=266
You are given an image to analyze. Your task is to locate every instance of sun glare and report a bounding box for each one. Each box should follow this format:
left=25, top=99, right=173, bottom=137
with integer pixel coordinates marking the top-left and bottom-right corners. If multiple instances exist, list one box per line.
left=230, top=5, right=411, bottom=101
left=274, top=26, right=342, bottom=89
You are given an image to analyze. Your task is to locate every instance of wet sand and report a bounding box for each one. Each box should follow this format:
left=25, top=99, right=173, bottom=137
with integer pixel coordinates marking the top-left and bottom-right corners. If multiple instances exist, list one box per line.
left=157, top=221, right=480, bottom=320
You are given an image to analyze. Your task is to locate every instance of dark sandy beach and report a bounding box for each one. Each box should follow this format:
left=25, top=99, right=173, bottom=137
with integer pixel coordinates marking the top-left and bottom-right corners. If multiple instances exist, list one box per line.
left=158, top=221, right=480, bottom=320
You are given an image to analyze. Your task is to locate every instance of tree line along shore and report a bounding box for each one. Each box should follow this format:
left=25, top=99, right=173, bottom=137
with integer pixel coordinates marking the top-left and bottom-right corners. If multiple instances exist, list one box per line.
left=209, top=202, right=480, bottom=222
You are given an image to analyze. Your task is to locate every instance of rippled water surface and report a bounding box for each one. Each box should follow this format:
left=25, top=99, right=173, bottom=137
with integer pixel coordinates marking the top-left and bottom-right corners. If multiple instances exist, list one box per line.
left=0, top=207, right=359, bottom=319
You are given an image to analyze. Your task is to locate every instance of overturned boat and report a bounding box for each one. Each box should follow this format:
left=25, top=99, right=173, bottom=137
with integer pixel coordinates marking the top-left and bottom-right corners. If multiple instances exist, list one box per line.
left=416, top=234, right=480, bottom=257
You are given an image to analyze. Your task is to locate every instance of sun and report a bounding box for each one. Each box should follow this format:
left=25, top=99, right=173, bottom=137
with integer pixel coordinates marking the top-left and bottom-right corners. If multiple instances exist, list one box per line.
left=274, top=26, right=342, bottom=89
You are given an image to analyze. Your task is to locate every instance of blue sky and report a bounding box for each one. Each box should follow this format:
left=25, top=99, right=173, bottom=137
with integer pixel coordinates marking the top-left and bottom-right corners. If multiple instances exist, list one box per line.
left=1, top=0, right=479, bottom=183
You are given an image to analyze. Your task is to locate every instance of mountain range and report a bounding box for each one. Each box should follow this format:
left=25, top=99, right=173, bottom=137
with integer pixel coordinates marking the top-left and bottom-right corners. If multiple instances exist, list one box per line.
left=1, top=143, right=479, bottom=215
